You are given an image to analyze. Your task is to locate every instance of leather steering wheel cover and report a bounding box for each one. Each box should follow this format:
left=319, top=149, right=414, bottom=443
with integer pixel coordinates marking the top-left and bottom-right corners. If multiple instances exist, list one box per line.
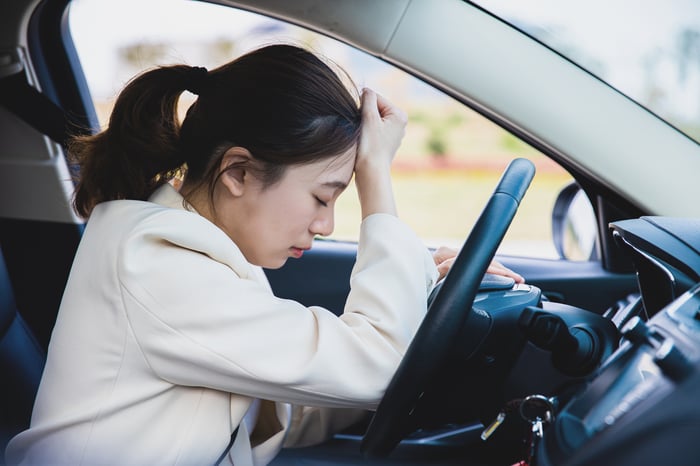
left=361, top=158, right=536, bottom=457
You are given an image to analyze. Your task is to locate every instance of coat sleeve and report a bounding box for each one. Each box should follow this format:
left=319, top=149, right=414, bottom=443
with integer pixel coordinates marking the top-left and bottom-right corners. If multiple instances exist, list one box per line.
left=118, top=213, right=438, bottom=409
left=283, top=405, right=369, bottom=448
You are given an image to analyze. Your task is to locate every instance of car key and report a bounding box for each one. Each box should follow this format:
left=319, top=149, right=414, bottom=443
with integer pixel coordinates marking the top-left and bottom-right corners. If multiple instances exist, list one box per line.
left=480, top=398, right=522, bottom=441
left=519, top=394, right=555, bottom=425
left=519, top=395, right=556, bottom=465
left=480, top=409, right=507, bottom=441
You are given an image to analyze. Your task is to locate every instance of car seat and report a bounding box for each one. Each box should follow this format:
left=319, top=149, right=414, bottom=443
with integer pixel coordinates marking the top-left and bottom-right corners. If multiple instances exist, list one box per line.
left=0, top=247, right=45, bottom=463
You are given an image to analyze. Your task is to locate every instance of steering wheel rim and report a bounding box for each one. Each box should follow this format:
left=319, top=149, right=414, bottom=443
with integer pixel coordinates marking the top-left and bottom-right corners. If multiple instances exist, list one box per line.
left=361, top=158, right=536, bottom=457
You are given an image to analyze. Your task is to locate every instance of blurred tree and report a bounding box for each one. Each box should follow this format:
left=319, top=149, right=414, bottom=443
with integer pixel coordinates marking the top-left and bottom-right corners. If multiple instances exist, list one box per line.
left=207, top=38, right=237, bottom=64
left=410, top=111, right=464, bottom=159
left=677, top=28, right=700, bottom=140
left=500, top=132, right=531, bottom=154
left=119, top=38, right=239, bottom=72
left=678, top=28, right=700, bottom=83
left=119, top=42, right=169, bottom=69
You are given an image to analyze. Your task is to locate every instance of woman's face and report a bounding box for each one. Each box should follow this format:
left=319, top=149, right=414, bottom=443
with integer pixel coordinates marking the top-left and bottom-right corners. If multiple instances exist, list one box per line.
left=218, top=147, right=356, bottom=269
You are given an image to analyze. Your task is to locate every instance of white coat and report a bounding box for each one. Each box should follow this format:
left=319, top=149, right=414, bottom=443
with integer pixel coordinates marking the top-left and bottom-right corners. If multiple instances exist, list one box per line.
left=6, top=184, right=438, bottom=465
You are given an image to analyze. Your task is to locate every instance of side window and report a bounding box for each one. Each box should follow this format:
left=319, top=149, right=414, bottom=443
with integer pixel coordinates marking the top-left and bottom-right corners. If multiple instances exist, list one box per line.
left=68, top=0, right=580, bottom=260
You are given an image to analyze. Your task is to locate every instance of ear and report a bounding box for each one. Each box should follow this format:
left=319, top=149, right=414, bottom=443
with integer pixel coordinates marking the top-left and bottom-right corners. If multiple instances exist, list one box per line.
left=219, top=146, right=253, bottom=197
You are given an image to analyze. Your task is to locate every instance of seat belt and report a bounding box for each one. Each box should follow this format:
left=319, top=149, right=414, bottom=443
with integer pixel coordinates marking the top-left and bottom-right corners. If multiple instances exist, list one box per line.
left=0, top=61, right=71, bottom=146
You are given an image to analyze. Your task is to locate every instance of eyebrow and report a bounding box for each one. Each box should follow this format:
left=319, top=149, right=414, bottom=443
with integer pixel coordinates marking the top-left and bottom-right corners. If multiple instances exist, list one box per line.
left=321, top=181, right=349, bottom=190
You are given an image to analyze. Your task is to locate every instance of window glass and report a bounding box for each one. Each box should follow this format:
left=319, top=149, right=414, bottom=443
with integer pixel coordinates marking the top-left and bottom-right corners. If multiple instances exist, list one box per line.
left=472, top=0, right=700, bottom=145
left=68, top=0, right=575, bottom=259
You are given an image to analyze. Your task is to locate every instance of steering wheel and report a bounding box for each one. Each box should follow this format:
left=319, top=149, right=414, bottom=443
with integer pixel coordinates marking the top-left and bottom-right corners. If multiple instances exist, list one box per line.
left=361, top=158, right=536, bottom=457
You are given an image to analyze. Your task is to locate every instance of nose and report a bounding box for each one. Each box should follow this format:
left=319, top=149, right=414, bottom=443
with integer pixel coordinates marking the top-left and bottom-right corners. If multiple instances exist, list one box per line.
left=310, top=207, right=334, bottom=237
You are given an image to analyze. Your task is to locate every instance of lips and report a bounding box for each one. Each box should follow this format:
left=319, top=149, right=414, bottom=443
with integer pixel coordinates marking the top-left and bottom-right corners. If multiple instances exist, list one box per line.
left=290, top=246, right=309, bottom=258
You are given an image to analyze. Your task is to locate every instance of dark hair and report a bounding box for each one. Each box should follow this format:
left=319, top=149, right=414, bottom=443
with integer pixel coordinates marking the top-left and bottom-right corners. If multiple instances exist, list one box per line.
left=69, top=44, right=361, bottom=218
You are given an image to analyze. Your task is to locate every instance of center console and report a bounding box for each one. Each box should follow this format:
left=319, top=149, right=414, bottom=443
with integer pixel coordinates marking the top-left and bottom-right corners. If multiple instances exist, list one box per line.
left=538, top=283, right=700, bottom=466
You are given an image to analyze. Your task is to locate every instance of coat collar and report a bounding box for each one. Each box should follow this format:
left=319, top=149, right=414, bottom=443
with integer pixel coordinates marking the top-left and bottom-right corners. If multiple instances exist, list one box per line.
left=146, top=184, right=271, bottom=290
left=148, top=183, right=196, bottom=212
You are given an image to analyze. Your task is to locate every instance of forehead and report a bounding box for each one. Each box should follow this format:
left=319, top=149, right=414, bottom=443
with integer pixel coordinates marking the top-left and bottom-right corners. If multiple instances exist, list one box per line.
left=285, top=147, right=356, bottom=186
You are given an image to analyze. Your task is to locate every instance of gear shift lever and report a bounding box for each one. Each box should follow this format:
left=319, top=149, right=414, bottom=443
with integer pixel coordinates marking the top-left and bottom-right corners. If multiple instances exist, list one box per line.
left=518, top=306, right=603, bottom=377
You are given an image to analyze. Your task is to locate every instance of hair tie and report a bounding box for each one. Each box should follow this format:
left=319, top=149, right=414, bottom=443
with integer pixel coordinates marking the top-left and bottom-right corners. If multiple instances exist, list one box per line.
left=185, top=66, right=208, bottom=95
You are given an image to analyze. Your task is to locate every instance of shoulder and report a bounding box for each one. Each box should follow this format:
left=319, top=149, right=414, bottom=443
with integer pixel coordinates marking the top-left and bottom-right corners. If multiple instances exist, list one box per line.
left=86, top=199, right=253, bottom=278
left=88, top=198, right=202, bottom=241
left=85, top=183, right=206, bottom=238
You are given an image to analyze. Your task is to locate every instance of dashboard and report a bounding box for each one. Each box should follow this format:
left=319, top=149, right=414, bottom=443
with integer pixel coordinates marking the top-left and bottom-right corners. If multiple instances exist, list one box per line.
left=612, top=217, right=700, bottom=317
left=537, top=217, right=700, bottom=466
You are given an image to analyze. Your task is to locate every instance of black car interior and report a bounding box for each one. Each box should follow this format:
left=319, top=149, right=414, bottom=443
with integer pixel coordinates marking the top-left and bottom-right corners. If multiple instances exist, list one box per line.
left=0, top=249, right=45, bottom=457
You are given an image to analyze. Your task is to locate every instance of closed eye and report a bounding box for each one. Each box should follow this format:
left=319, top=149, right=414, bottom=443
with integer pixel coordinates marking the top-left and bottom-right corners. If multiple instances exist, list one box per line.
left=314, top=196, right=328, bottom=207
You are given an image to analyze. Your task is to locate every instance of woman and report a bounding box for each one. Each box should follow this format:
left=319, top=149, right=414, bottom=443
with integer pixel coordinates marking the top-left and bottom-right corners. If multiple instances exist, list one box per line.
left=6, top=44, right=522, bottom=466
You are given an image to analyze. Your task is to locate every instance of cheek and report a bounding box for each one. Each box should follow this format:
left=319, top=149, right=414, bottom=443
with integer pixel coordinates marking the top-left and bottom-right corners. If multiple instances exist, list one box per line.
left=263, top=193, right=316, bottom=232
left=286, top=203, right=319, bottom=231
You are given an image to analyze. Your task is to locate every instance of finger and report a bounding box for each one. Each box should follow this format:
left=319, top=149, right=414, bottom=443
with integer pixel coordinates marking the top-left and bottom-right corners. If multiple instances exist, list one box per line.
left=361, top=88, right=378, bottom=120
left=486, top=264, right=525, bottom=283
left=436, top=259, right=453, bottom=281
left=374, top=91, right=407, bottom=123
left=432, top=246, right=459, bottom=266
left=374, top=91, right=391, bottom=117
left=489, top=260, right=525, bottom=283
left=488, top=260, right=511, bottom=275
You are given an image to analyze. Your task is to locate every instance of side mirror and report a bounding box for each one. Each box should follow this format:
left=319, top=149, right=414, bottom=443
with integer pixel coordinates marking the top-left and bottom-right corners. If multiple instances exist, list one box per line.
left=552, top=182, right=598, bottom=261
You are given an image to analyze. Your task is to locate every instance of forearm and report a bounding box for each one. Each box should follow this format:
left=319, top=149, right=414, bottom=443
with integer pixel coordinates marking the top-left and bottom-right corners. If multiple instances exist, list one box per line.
left=355, top=163, right=397, bottom=218
left=354, top=88, right=405, bottom=219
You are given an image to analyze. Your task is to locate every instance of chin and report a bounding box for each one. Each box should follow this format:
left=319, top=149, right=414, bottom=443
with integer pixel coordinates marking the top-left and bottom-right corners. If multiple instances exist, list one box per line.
left=262, top=258, right=288, bottom=270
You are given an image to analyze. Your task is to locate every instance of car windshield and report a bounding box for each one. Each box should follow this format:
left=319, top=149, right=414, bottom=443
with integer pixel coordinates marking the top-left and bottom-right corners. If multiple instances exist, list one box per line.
left=471, top=0, right=700, bottom=145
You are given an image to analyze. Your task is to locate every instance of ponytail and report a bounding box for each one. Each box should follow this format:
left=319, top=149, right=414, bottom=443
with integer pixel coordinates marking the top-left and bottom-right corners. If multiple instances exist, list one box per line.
left=69, top=65, right=208, bottom=218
